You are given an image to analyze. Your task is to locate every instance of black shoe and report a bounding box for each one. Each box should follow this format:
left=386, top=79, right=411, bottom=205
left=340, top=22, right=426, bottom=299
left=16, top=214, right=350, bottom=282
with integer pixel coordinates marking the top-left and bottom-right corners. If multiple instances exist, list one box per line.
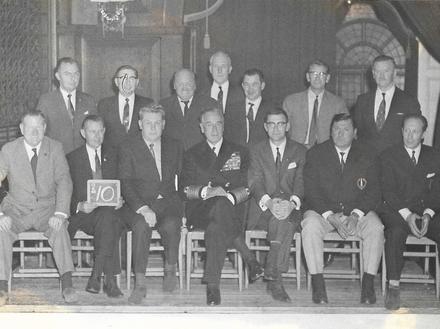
left=311, top=274, right=328, bottom=304
left=128, top=286, right=147, bottom=305
left=385, top=285, right=400, bottom=310
left=360, top=273, right=376, bottom=304
left=85, top=276, right=101, bottom=294
left=268, top=281, right=291, bottom=303
left=206, top=285, right=221, bottom=306
left=103, top=276, right=123, bottom=298
left=248, top=259, right=264, bottom=282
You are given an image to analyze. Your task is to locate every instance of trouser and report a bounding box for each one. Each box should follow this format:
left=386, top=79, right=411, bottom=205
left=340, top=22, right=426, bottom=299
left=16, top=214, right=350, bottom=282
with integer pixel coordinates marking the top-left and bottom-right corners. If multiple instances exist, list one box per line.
left=301, top=210, right=384, bottom=275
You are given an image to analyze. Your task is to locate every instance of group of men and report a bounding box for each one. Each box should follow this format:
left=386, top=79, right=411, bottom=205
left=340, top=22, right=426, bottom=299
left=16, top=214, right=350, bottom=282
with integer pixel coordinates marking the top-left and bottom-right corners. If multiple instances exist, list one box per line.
left=0, top=50, right=438, bottom=311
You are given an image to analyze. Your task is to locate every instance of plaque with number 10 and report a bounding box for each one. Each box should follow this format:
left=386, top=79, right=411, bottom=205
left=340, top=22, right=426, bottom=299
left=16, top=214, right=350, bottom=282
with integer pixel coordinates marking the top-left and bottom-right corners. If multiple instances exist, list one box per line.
left=87, top=179, right=120, bottom=206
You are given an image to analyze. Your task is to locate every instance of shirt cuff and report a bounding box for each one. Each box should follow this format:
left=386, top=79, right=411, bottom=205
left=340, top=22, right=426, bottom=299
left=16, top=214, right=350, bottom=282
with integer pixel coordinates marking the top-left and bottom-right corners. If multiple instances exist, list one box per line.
left=54, top=212, right=68, bottom=219
left=424, top=208, right=435, bottom=218
left=322, top=210, right=334, bottom=221
left=226, top=193, right=235, bottom=205
left=289, top=195, right=301, bottom=210
left=399, top=208, right=412, bottom=221
left=201, top=186, right=208, bottom=199
left=351, top=209, right=365, bottom=221
left=259, top=194, right=271, bottom=211
left=136, top=205, right=150, bottom=214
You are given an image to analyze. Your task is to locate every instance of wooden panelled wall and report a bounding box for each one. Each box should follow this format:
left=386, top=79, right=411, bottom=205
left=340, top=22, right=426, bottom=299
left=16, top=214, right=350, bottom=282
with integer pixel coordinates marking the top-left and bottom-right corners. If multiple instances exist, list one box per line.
left=184, top=0, right=343, bottom=106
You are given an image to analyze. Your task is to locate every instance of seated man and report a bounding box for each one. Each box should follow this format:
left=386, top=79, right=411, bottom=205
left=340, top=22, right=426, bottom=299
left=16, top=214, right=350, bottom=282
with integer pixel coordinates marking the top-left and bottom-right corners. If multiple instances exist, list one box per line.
left=67, top=115, right=124, bottom=298
left=119, top=104, right=183, bottom=304
left=248, top=108, right=306, bottom=302
left=379, top=113, right=440, bottom=310
left=180, top=107, right=263, bottom=306
left=302, top=113, right=384, bottom=305
left=0, top=110, right=77, bottom=305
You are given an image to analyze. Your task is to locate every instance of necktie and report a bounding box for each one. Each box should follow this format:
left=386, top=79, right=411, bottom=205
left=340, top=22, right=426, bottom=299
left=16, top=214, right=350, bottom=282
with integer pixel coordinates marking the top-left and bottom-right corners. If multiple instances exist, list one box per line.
left=67, top=94, right=75, bottom=121
left=123, top=98, right=130, bottom=133
left=247, top=103, right=254, bottom=143
left=276, top=147, right=281, bottom=192
left=212, top=146, right=216, bottom=156
left=308, top=95, right=319, bottom=146
left=217, top=86, right=223, bottom=112
left=94, top=149, right=102, bottom=179
left=31, top=148, right=38, bottom=183
left=182, top=100, right=189, bottom=116
left=340, top=151, right=345, bottom=172
left=376, top=93, right=386, bottom=130
left=149, top=143, right=156, bottom=160
left=411, top=150, right=417, bottom=166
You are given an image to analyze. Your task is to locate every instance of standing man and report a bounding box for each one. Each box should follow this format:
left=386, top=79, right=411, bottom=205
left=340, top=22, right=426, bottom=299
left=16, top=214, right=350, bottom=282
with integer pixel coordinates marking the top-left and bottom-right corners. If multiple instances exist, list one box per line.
left=0, top=110, right=76, bottom=305
left=180, top=107, right=263, bottom=306
left=354, top=55, right=421, bottom=154
left=98, top=65, right=154, bottom=152
left=248, top=108, right=306, bottom=302
left=379, top=114, right=440, bottom=310
left=67, top=115, right=124, bottom=298
left=160, top=68, right=217, bottom=150
left=224, top=68, right=272, bottom=147
left=37, top=57, right=96, bottom=154
left=283, top=59, right=348, bottom=148
left=302, top=113, right=384, bottom=305
left=119, top=105, right=183, bottom=304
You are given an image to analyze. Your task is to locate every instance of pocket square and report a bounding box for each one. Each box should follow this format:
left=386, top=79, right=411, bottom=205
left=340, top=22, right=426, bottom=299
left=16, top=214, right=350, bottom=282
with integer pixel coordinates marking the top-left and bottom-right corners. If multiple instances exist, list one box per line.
left=396, top=112, right=404, bottom=116
left=427, top=173, right=436, bottom=179
left=287, top=162, right=297, bottom=169
left=84, top=111, right=89, bottom=115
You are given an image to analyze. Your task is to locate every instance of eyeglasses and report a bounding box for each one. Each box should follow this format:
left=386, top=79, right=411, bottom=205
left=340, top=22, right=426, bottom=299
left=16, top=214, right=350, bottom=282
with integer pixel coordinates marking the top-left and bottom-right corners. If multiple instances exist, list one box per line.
left=265, top=122, right=287, bottom=129
left=308, top=71, right=327, bottom=78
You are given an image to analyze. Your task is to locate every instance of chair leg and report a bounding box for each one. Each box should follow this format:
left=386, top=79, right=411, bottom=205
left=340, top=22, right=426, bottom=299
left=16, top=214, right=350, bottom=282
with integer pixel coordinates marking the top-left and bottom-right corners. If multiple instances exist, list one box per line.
left=296, top=234, right=301, bottom=290
left=436, top=245, right=439, bottom=299
left=178, top=230, right=185, bottom=290
left=237, top=252, right=243, bottom=292
left=186, top=234, right=192, bottom=291
left=359, top=240, right=363, bottom=286
left=382, top=250, right=386, bottom=296
left=126, top=231, right=132, bottom=291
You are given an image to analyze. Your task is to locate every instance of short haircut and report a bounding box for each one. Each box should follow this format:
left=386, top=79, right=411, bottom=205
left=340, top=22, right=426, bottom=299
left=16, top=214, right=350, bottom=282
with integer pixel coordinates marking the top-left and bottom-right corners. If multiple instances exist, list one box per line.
left=242, top=68, right=265, bottom=84
left=199, top=107, right=224, bottom=123
left=114, top=65, right=138, bottom=79
left=55, top=57, right=79, bottom=72
left=173, top=68, right=196, bottom=85
left=82, top=114, right=105, bottom=130
left=402, top=113, right=428, bottom=132
left=20, top=110, right=47, bottom=125
left=139, top=104, right=165, bottom=121
left=330, top=113, right=356, bottom=130
left=264, top=107, right=288, bottom=123
left=308, top=59, right=330, bottom=74
left=372, top=55, right=396, bottom=68
left=209, top=51, right=231, bottom=66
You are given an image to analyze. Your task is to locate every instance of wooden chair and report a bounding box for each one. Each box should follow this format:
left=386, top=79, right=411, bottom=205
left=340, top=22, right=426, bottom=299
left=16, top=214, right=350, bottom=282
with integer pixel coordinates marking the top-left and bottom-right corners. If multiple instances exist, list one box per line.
left=244, top=230, right=302, bottom=289
left=185, top=230, right=243, bottom=291
left=381, top=235, right=439, bottom=298
left=306, top=231, right=364, bottom=290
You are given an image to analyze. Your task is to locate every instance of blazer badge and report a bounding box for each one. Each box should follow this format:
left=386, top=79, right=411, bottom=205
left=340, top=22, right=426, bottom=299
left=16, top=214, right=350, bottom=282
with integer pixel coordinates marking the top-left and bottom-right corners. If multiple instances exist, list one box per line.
left=357, top=177, right=367, bottom=190
left=288, top=162, right=297, bottom=169
left=221, top=152, right=241, bottom=172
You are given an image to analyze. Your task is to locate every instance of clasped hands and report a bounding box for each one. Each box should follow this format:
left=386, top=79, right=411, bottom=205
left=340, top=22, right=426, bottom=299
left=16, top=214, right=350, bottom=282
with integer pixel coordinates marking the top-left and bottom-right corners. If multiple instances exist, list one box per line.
left=204, top=182, right=229, bottom=200
left=266, top=198, right=295, bottom=220
left=327, top=212, right=358, bottom=239
left=406, top=212, right=430, bottom=239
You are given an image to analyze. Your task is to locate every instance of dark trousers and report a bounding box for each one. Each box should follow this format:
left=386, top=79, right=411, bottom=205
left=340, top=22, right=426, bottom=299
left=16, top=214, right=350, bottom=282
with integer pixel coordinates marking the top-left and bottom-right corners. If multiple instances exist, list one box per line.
left=68, top=206, right=123, bottom=276
left=121, top=206, right=181, bottom=275
left=382, top=211, right=440, bottom=281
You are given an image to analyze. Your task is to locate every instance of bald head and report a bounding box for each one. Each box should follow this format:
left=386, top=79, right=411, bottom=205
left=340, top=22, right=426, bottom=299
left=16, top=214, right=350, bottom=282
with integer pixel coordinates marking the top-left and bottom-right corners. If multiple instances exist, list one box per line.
left=173, top=69, right=196, bottom=101
left=209, top=51, right=232, bottom=85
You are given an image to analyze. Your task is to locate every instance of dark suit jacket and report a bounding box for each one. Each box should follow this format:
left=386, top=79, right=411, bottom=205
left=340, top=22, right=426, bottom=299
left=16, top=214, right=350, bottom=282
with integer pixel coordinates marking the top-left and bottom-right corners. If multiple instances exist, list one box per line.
left=224, top=97, right=272, bottom=147
left=379, top=144, right=440, bottom=224
left=97, top=94, right=154, bottom=152
left=199, top=83, right=243, bottom=115
left=160, top=93, right=217, bottom=151
left=118, top=134, right=183, bottom=218
left=247, top=138, right=307, bottom=229
left=37, top=89, right=97, bottom=154
left=304, top=139, right=381, bottom=215
left=353, top=87, right=421, bottom=154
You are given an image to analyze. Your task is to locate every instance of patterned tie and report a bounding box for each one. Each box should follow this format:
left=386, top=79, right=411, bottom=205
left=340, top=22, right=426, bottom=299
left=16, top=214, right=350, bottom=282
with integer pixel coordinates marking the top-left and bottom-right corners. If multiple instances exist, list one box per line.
left=182, top=100, right=189, bottom=116
left=31, top=148, right=38, bottom=183
left=376, top=93, right=386, bottom=131
left=123, top=98, right=130, bottom=133
left=149, top=143, right=156, bottom=160
left=67, top=94, right=75, bottom=121
left=247, top=103, right=254, bottom=143
left=340, top=151, right=345, bottom=172
left=212, top=146, right=217, bottom=157
left=411, top=150, right=417, bottom=166
left=217, top=86, right=223, bottom=112
left=308, top=95, right=319, bottom=146
left=94, top=149, right=102, bottom=179
left=276, top=147, right=281, bottom=192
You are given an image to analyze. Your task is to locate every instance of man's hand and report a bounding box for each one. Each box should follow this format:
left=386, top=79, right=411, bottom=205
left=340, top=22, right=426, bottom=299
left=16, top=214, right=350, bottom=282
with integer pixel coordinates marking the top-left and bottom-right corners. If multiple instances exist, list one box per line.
left=0, top=214, right=11, bottom=232
left=406, top=212, right=422, bottom=238
left=140, top=207, right=157, bottom=228
left=344, top=214, right=359, bottom=236
left=114, top=197, right=124, bottom=210
left=327, top=212, right=349, bottom=239
left=205, top=184, right=228, bottom=199
left=419, top=213, right=431, bottom=237
left=78, top=201, right=99, bottom=214
left=48, top=215, right=64, bottom=231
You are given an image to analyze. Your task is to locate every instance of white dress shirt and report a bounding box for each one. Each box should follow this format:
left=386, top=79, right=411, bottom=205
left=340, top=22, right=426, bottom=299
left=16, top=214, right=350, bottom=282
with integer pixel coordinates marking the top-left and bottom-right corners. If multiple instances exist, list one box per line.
left=59, top=88, right=76, bottom=113
left=211, top=81, right=229, bottom=112
left=118, top=93, right=135, bottom=127
left=374, top=85, right=395, bottom=122
left=246, top=96, right=262, bottom=143
left=178, top=96, right=193, bottom=116
left=305, top=88, right=324, bottom=145
left=85, top=144, right=102, bottom=172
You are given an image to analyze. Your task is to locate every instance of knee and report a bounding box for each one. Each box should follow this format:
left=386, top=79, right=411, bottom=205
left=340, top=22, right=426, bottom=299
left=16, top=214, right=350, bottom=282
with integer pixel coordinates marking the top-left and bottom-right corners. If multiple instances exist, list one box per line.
left=301, top=213, right=323, bottom=237
left=160, top=217, right=180, bottom=236
left=363, top=212, right=384, bottom=235
left=132, top=218, right=151, bottom=237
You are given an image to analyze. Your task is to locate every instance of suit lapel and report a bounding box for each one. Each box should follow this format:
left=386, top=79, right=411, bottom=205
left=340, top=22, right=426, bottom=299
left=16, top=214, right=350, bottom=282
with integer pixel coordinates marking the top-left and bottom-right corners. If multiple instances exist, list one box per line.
left=130, top=95, right=141, bottom=133
left=79, top=145, right=94, bottom=179
left=36, top=138, right=51, bottom=184
left=55, top=90, right=72, bottom=123
left=173, top=96, right=184, bottom=120
left=301, top=92, right=309, bottom=128
left=367, top=92, right=377, bottom=129
left=280, top=139, right=295, bottom=177
left=17, top=139, right=35, bottom=187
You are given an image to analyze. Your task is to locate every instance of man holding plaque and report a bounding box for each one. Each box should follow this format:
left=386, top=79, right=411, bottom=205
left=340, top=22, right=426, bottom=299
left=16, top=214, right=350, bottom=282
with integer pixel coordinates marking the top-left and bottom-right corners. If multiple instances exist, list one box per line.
left=119, top=104, right=183, bottom=304
left=67, top=114, right=124, bottom=298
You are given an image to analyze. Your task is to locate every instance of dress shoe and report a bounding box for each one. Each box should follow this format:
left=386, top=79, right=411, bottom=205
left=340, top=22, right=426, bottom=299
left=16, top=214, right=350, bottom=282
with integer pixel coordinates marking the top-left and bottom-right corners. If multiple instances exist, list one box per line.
left=0, top=290, right=9, bottom=306
left=163, top=265, right=177, bottom=292
left=103, top=276, right=123, bottom=298
left=360, top=273, right=376, bottom=304
left=267, top=281, right=291, bottom=303
left=206, top=285, right=221, bottom=306
left=128, top=286, right=147, bottom=305
left=248, top=259, right=264, bottom=282
left=85, top=276, right=101, bottom=294
left=62, top=287, right=78, bottom=304
left=385, top=285, right=400, bottom=310
left=311, top=274, right=328, bottom=304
